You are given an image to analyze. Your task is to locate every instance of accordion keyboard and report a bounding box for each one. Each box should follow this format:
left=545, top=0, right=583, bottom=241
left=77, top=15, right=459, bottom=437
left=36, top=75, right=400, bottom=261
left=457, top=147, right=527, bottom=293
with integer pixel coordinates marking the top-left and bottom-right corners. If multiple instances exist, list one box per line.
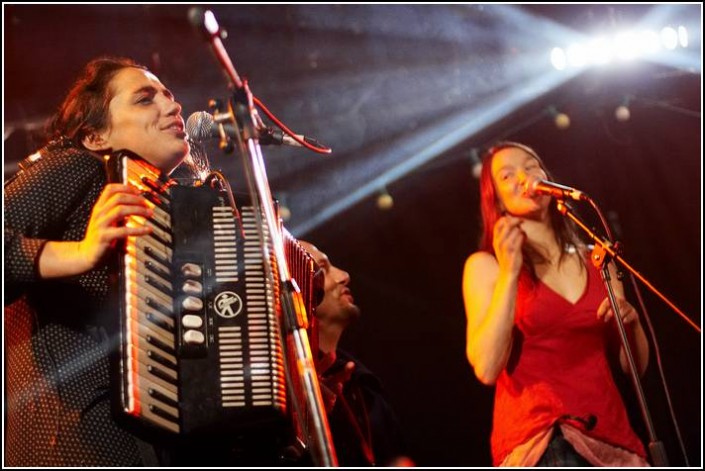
left=107, top=152, right=288, bottom=438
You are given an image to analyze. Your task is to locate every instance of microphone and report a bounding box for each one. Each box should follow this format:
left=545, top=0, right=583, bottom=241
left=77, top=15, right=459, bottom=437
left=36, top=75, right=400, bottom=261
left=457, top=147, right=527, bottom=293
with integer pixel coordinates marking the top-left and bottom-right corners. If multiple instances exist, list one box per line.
left=186, top=111, right=318, bottom=147
left=523, top=176, right=588, bottom=201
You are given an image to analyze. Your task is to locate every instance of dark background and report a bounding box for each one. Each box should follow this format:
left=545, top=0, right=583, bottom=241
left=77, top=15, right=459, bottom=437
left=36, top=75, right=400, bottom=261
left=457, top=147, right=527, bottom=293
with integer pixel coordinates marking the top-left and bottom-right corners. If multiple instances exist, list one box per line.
left=4, top=4, right=701, bottom=466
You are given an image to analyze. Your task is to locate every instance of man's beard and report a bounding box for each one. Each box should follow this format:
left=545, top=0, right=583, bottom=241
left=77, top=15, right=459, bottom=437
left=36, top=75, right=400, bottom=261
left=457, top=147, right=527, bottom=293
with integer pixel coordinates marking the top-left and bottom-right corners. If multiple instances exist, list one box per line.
left=342, top=302, right=362, bottom=323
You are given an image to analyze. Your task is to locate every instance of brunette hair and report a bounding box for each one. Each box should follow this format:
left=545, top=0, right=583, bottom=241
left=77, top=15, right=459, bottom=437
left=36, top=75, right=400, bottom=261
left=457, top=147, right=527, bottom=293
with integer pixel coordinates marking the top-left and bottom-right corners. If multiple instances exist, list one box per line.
left=49, top=56, right=147, bottom=146
left=478, top=141, right=582, bottom=274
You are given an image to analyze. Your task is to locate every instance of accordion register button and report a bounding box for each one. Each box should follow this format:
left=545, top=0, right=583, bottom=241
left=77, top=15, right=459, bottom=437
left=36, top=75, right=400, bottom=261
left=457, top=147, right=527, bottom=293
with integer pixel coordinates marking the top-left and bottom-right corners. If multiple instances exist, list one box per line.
left=182, top=296, right=204, bottom=311
left=182, top=279, right=203, bottom=295
left=181, top=263, right=202, bottom=278
left=182, top=314, right=203, bottom=329
left=183, top=329, right=205, bottom=345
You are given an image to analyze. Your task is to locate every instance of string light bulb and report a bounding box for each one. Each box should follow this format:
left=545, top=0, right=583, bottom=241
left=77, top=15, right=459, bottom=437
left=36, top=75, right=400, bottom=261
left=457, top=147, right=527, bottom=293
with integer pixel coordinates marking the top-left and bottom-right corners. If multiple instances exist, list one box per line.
left=548, top=106, right=571, bottom=130
left=615, top=96, right=631, bottom=122
left=276, top=194, right=292, bottom=222
left=376, top=187, right=394, bottom=210
left=469, top=148, right=482, bottom=179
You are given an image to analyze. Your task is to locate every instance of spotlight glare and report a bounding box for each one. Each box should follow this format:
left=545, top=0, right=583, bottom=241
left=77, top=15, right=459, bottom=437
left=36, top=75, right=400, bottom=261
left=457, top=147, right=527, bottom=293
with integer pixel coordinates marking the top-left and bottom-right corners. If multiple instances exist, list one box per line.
left=290, top=64, right=582, bottom=236
left=615, top=31, right=639, bottom=60
left=550, top=47, right=567, bottom=70
left=660, top=27, right=678, bottom=50
left=588, top=37, right=613, bottom=65
left=554, top=24, right=689, bottom=71
left=678, top=26, right=688, bottom=48
left=640, top=30, right=661, bottom=54
left=566, top=43, right=587, bottom=67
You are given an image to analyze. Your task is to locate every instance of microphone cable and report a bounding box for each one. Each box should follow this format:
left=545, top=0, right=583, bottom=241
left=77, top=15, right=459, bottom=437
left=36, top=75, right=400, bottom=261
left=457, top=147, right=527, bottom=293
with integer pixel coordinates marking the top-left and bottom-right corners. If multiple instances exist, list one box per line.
left=252, top=96, right=332, bottom=155
left=589, top=197, right=691, bottom=466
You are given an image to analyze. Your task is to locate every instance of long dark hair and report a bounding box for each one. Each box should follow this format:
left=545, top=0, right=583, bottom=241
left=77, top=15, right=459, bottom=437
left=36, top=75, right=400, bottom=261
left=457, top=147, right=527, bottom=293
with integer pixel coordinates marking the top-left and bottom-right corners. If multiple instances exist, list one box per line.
left=478, top=141, right=582, bottom=275
left=49, top=57, right=146, bottom=147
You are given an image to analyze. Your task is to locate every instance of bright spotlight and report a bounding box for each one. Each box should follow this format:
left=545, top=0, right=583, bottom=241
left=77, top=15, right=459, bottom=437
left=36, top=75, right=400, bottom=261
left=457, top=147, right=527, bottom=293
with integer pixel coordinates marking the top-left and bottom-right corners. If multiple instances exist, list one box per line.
left=640, top=30, right=661, bottom=54
left=660, top=27, right=678, bottom=50
left=552, top=24, right=690, bottom=71
left=587, top=37, right=613, bottom=65
left=614, top=31, right=640, bottom=60
left=678, top=26, right=688, bottom=48
left=550, top=47, right=567, bottom=70
left=567, top=43, right=587, bottom=67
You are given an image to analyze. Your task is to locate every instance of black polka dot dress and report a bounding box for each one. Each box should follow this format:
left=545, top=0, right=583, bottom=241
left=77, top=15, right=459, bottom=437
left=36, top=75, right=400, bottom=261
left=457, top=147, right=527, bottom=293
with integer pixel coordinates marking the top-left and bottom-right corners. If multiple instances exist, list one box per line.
left=4, top=138, right=144, bottom=466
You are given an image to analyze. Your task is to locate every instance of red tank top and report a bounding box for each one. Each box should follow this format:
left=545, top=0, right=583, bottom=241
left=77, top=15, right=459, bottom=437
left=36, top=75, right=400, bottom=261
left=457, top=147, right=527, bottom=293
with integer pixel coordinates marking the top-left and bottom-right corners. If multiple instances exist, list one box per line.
left=491, top=261, right=646, bottom=465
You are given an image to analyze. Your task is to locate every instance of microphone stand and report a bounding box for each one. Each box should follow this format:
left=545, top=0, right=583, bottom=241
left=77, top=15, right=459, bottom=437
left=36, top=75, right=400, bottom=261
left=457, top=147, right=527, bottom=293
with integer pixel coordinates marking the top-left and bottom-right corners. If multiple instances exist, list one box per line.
left=189, top=8, right=337, bottom=466
left=555, top=200, right=668, bottom=466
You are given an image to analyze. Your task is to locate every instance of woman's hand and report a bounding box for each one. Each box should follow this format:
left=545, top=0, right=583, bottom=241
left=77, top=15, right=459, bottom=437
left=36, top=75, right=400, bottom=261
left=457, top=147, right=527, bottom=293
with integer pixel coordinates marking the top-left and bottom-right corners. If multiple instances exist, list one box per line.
left=77, top=183, right=153, bottom=270
left=492, top=215, right=525, bottom=276
left=597, top=295, right=649, bottom=375
left=596, top=296, right=639, bottom=326
left=38, top=183, right=153, bottom=278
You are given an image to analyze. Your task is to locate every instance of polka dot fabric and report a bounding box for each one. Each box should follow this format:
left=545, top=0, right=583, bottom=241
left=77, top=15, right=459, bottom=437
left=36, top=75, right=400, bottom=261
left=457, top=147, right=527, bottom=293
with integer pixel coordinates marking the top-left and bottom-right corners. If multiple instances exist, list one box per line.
left=4, top=139, right=143, bottom=466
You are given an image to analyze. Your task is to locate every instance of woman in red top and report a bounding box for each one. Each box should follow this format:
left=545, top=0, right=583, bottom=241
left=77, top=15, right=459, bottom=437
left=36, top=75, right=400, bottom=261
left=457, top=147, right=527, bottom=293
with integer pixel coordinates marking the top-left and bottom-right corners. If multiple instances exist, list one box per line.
left=462, top=142, right=650, bottom=466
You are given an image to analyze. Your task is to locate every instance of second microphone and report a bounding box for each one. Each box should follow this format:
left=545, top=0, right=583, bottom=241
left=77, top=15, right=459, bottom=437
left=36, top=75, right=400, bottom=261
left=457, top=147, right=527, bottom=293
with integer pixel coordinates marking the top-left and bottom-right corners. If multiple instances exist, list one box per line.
left=186, top=111, right=306, bottom=147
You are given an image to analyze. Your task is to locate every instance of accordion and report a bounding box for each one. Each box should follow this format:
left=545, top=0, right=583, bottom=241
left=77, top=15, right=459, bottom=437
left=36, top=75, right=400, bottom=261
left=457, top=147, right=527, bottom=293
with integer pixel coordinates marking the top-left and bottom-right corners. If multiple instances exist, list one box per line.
left=106, top=151, right=321, bottom=439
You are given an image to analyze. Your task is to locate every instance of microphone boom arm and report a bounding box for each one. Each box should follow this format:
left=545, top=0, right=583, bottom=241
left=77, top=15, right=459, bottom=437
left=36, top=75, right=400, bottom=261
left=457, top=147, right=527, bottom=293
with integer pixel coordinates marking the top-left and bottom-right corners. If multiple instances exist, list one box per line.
left=189, top=7, right=338, bottom=466
left=555, top=200, right=697, bottom=331
left=188, top=8, right=331, bottom=155
left=556, top=199, right=699, bottom=467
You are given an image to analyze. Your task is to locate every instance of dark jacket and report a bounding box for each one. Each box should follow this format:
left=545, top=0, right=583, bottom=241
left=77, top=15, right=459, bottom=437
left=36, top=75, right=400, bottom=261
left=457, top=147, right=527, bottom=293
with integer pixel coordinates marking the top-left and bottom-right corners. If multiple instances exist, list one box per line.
left=4, top=138, right=144, bottom=466
left=325, top=349, right=407, bottom=466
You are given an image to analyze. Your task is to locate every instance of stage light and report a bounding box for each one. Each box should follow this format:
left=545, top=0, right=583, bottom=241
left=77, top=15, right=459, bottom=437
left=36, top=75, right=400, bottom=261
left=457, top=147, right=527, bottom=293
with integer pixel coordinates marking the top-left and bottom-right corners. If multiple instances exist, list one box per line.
left=587, top=37, right=613, bottom=65
left=552, top=25, right=691, bottom=70
left=678, top=26, right=688, bottom=48
left=614, top=31, right=640, bottom=61
left=550, top=47, right=567, bottom=70
left=641, top=30, right=661, bottom=54
left=566, top=43, right=587, bottom=68
left=376, top=188, right=394, bottom=211
left=660, top=27, right=678, bottom=50
left=287, top=6, right=588, bottom=236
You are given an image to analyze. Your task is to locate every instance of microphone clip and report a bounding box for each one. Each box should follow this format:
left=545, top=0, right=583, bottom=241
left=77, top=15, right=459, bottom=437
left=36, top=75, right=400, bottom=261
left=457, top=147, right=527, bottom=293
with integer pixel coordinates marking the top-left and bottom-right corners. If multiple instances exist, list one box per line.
left=258, top=126, right=286, bottom=146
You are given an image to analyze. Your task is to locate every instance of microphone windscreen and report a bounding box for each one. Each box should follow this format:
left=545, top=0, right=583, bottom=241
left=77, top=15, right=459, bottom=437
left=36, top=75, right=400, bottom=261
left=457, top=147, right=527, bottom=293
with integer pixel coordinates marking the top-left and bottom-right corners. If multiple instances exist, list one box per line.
left=522, top=175, right=541, bottom=197
left=186, top=111, right=214, bottom=142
